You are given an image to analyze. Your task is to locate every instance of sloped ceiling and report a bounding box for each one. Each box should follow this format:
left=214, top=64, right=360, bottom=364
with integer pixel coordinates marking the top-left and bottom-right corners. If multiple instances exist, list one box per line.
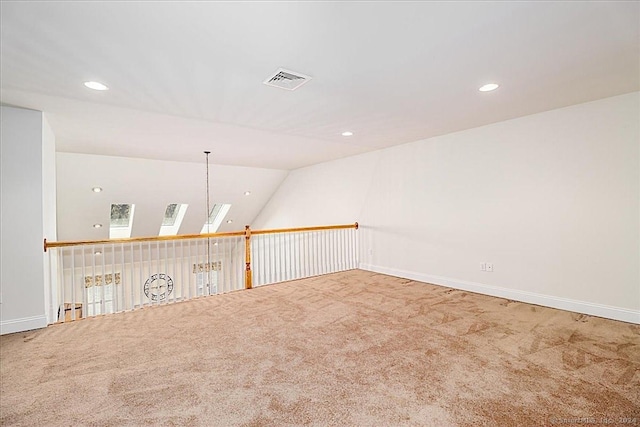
left=56, top=153, right=288, bottom=241
left=1, top=2, right=638, bottom=241
left=2, top=2, right=638, bottom=170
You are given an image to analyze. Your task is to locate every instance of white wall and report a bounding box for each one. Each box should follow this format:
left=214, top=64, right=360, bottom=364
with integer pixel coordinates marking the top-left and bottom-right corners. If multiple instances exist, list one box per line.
left=254, top=92, right=640, bottom=324
left=1, top=106, right=56, bottom=333
left=42, top=116, right=57, bottom=324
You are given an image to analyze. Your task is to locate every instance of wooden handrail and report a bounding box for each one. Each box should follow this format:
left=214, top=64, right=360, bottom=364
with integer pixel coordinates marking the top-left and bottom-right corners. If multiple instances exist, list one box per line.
left=244, top=225, right=252, bottom=290
left=45, top=222, right=359, bottom=293
left=251, top=222, right=358, bottom=235
left=44, top=231, right=246, bottom=250
left=43, top=222, right=358, bottom=251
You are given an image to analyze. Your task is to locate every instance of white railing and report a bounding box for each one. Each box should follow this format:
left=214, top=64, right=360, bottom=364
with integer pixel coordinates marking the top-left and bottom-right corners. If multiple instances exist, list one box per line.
left=45, top=223, right=358, bottom=323
left=251, top=227, right=358, bottom=287
left=48, top=234, right=244, bottom=323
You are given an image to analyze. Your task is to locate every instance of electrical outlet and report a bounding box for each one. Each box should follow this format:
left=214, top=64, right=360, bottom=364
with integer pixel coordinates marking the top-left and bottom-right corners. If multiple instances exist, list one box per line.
left=486, top=263, right=493, bottom=272
left=480, top=262, right=486, bottom=271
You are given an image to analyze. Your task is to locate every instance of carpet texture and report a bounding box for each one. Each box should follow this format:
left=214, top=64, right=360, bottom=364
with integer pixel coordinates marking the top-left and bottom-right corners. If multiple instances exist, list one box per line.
left=1, top=270, right=639, bottom=426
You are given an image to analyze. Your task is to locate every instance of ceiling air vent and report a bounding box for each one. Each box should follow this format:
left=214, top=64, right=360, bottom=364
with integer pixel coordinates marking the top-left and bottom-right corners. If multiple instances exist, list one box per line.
left=263, top=68, right=312, bottom=91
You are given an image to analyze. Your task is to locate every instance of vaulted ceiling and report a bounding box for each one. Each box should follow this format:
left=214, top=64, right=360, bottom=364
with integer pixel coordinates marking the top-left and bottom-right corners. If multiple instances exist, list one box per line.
left=2, top=2, right=638, bottom=240
left=2, top=2, right=638, bottom=171
left=55, top=153, right=289, bottom=241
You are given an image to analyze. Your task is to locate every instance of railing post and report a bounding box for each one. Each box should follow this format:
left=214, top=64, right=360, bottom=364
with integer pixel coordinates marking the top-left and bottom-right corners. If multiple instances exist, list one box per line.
left=244, top=225, right=252, bottom=289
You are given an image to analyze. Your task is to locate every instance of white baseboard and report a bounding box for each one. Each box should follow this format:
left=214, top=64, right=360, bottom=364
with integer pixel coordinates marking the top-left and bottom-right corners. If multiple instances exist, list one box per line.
left=359, top=263, right=640, bottom=325
left=0, top=315, right=47, bottom=335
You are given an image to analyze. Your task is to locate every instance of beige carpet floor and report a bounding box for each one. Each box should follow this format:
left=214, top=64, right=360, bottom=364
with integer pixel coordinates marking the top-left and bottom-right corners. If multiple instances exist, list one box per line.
left=1, top=270, right=639, bottom=426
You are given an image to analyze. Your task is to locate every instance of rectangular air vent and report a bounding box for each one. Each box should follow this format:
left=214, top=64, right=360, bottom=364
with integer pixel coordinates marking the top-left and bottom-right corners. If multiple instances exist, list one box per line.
left=263, top=68, right=312, bottom=91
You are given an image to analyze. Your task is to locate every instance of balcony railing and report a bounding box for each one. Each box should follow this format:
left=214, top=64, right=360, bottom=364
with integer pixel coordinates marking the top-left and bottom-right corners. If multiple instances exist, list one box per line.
left=44, top=223, right=358, bottom=323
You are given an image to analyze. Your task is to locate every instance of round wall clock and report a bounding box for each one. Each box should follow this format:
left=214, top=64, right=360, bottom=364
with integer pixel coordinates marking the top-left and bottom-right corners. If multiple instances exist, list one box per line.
left=143, top=273, right=174, bottom=301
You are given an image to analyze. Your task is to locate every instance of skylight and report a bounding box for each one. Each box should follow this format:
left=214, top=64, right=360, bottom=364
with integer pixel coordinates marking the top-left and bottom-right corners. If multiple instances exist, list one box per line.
left=109, top=203, right=135, bottom=238
left=162, top=204, right=179, bottom=226
left=200, top=204, right=231, bottom=234
left=159, top=204, right=188, bottom=236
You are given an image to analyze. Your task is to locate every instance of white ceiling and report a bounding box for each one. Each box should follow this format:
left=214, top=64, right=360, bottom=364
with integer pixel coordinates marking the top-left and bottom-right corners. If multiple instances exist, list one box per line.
left=2, top=1, right=638, bottom=170
left=56, top=153, right=289, bottom=241
left=2, top=1, right=639, bottom=241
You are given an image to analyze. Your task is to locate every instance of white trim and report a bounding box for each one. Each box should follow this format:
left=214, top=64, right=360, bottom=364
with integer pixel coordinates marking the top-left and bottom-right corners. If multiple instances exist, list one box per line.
left=159, top=203, right=189, bottom=236
left=0, top=315, right=47, bottom=335
left=201, top=203, right=231, bottom=234
left=359, top=263, right=640, bottom=325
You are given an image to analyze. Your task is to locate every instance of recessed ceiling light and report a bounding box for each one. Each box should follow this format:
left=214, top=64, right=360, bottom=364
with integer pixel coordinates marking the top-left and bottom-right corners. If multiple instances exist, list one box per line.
left=341, top=131, right=353, bottom=137
left=226, top=220, right=233, bottom=224
left=84, top=81, right=109, bottom=91
left=94, top=251, right=102, bottom=256
left=244, top=191, right=251, bottom=196
left=93, top=223, right=102, bottom=229
left=92, top=187, right=103, bottom=193
left=479, top=83, right=499, bottom=92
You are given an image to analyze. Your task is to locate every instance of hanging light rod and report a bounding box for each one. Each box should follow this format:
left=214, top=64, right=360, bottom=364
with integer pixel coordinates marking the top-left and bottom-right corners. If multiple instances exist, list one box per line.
left=204, top=150, right=211, bottom=234
left=204, top=150, right=212, bottom=293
